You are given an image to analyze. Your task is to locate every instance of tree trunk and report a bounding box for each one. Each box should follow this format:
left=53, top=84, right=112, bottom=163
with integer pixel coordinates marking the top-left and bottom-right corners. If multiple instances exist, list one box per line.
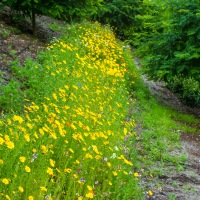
left=31, top=2, right=36, bottom=37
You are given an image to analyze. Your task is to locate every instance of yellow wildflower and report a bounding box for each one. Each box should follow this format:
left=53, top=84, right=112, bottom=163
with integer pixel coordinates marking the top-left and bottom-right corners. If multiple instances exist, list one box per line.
left=92, top=145, right=100, bottom=154
left=52, top=93, right=58, bottom=101
left=85, top=192, right=94, bottom=198
left=39, top=128, right=45, bottom=135
left=40, top=186, right=47, bottom=192
left=112, top=171, right=118, bottom=176
left=32, top=149, right=37, bottom=153
left=28, top=196, right=34, bottom=200
left=18, top=186, right=24, bottom=193
left=19, top=156, right=26, bottom=163
left=6, top=141, right=14, bottom=149
left=85, top=153, right=93, bottom=159
left=123, top=171, right=128, bottom=175
left=47, top=167, right=53, bottom=175
left=4, top=135, right=10, bottom=141
left=41, top=145, right=48, bottom=154
left=0, top=137, right=4, bottom=145
left=25, top=166, right=31, bottom=173
left=148, top=190, right=153, bottom=196
left=82, top=147, right=87, bottom=151
left=134, top=172, right=139, bottom=177
left=73, top=174, right=78, bottom=179
left=64, top=168, right=72, bottom=173
left=69, top=148, right=74, bottom=153
left=24, top=134, right=30, bottom=142
left=27, top=123, right=33, bottom=129
left=13, top=115, right=24, bottom=124
left=123, top=159, right=133, bottom=166
left=95, top=155, right=101, bottom=160
left=50, top=159, right=55, bottom=167
left=2, top=178, right=10, bottom=184
left=74, top=160, right=80, bottom=164
left=87, top=185, right=93, bottom=191
left=5, top=195, right=10, bottom=200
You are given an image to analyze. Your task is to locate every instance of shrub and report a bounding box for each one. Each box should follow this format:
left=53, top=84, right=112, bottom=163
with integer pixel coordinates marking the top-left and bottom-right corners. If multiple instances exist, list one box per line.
left=168, top=75, right=200, bottom=106
left=134, top=0, right=200, bottom=105
left=91, top=0, right=143, bottom=39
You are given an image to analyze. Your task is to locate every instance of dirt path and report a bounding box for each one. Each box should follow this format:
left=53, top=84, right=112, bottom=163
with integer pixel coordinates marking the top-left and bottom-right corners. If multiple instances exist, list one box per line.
left=134, top=58, right=200, bottom=200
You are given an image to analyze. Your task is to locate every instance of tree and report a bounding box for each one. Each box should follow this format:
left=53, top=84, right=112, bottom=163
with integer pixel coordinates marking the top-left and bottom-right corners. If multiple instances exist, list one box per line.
left=135, top=0, right=200, bottom=105
left=91, top=0, right=143, bottom=39
left=0, top=0, right=62, bottom=36
left=0, top=0, right=102, bottom=36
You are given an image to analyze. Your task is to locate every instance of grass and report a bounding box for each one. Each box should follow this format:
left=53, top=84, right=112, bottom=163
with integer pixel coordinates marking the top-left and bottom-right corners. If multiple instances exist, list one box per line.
left=128, top=57, right=200, bottom=193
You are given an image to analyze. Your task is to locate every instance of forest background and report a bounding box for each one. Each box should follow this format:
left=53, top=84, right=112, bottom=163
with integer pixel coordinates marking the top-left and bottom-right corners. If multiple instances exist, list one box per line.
left=1, top=0, right=200, bottom=105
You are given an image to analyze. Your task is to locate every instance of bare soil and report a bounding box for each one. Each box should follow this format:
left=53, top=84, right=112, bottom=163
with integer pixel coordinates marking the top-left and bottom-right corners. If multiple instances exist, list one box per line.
left=0, top=6, right=65, bottom=82
left=0, top=8, right=200, bottom=199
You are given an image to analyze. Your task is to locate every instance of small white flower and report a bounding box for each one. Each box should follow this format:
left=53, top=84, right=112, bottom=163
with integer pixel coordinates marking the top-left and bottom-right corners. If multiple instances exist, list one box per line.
left=104, top=157, right=108, bottom=162
left=110, top=153, right=117, bottom=159
left=114, top=146, right=119, bottom=151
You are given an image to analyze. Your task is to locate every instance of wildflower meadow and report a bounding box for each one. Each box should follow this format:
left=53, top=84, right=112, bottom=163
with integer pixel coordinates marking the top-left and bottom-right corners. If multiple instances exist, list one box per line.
left=0, top=22, right=142, bottom=199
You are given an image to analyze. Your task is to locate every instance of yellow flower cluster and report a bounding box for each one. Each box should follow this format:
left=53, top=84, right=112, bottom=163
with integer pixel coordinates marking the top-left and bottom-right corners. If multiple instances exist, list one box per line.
left=0, top=22, right=138, bottom=199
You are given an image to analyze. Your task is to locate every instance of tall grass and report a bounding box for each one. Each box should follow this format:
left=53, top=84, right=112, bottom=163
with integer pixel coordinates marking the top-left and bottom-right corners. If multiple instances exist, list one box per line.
left=0, top=22, right=143, bottom=200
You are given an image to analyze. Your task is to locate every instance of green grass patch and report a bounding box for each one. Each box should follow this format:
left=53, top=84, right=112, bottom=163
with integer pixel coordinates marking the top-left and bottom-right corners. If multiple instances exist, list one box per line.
left=128, top=62, right=199, bottom=181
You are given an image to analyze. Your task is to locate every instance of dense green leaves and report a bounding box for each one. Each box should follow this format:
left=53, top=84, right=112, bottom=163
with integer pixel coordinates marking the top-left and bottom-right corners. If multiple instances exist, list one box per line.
left=1, top=0, right=58, bottom=35
left=134, top=0, right=200, bottom=105
left=0, top=0, right=102, bottom=35
left=91, top=0, right=143, bottom=38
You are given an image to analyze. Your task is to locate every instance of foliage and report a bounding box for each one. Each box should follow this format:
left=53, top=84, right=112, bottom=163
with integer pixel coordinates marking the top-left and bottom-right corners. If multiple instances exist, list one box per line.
left=0, top=0, right=60, bottom=35
left=56, top=0, right=103, bottom=22
left=0, top=0, right=103, bottom=35
left=0, top=21, right=145, bottom=200
left=91, top=0, right=143, bottom=38
left=168, top=75, right=200, bottom=106
left=0, top=79, right=23, bottom=112
left=0, top=29, right=11, bottom=38
left=134, top=0, right=200, bottom=105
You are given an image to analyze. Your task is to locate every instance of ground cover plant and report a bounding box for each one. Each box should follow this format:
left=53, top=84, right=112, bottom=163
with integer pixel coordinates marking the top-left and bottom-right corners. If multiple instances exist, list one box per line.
left=0, top=21, right=144, bottom=200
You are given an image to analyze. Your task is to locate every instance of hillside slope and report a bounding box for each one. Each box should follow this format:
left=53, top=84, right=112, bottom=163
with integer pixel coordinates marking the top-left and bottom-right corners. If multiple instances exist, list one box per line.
left=0, top=13, right=200, bottom=200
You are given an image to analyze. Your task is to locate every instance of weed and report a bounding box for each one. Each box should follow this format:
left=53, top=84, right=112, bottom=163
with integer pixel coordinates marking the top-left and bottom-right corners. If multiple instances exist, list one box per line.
left=0, top=78, right=23, bottom=113
left=168, top=193, right=177, bottom=200
left=0, top=29, right=10, bottom=38
left=48, top=22, right=68, bottom=34
left=172, top=182, right=178, bottom=187
left=10, top=27, right=21, bottom=34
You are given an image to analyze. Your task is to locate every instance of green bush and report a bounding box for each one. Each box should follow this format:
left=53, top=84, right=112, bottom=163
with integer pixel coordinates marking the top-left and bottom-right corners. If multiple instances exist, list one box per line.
left=91, top=0, right=143, bottom=39
left=168, top=75, right=200, bottom=106
left=133, top=0, right=200, bottom=105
